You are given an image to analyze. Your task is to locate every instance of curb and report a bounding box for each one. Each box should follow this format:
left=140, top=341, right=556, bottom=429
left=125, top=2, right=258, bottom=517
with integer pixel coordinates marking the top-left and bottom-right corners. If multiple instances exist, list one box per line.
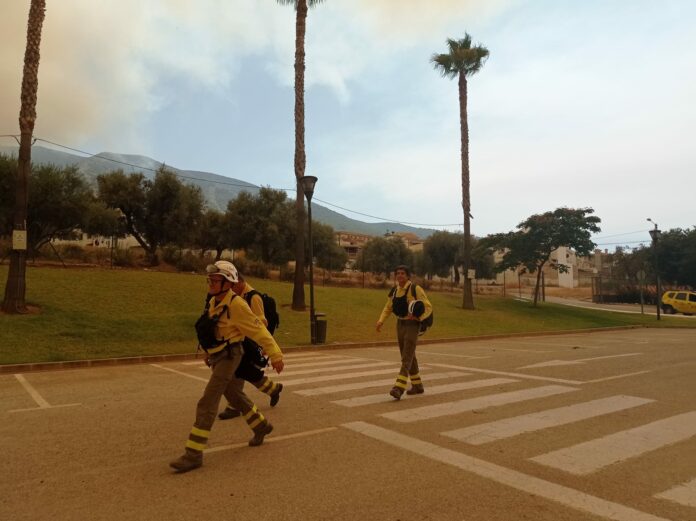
left=0, top=325, right=647, bottom=375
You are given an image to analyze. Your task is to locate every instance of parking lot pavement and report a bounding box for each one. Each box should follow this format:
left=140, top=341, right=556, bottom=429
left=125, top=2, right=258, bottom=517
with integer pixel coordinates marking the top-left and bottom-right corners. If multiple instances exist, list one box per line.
left=528, top=295, right=696, bottom=319
left=1, top=329, right=695, bottom=520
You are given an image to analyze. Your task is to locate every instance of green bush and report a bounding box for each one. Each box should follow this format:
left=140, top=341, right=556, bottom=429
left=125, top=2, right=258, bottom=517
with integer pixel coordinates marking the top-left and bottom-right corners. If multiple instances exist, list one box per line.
left=0, top=237, right=10, bottom=260
left=161, top=245, right=180, bottom=265
left=112, top=247, right=137, bottom=267
left=176, top=251, right=206, bottom=273
left=59, top=244, right=87, bottom=260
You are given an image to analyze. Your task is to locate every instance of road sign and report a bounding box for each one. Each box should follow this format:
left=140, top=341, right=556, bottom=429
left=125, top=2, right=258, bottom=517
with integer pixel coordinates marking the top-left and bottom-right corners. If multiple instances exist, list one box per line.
left=12, top=230, right=27, bottom=251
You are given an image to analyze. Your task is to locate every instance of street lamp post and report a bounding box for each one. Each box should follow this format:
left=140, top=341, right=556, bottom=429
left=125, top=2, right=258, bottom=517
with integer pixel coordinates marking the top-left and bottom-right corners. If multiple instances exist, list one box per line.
left=647, top=218, right=661, bottom=321
left=299, top=175, right=318, bottom=343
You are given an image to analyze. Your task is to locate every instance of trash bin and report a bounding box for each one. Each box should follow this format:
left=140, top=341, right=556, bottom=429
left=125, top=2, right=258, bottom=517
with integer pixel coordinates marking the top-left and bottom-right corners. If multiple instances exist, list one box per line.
left=313, top=312, right=327, bottom=344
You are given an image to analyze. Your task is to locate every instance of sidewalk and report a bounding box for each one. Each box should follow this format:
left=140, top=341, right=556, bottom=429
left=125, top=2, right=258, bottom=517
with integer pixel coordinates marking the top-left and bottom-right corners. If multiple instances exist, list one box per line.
left=518, top=294, right=696, bottom=318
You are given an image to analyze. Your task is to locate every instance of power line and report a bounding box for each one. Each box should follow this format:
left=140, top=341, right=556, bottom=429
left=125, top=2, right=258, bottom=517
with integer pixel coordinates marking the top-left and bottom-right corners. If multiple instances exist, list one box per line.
left=34, top=138, right=259, bottom=190
left=3, top=135, right=464, bottom=229
left=593, top=230, right=648, bottom=240
left=594, top=240, right=649, bottom=246
left=311, top=196, right=462, bottom=227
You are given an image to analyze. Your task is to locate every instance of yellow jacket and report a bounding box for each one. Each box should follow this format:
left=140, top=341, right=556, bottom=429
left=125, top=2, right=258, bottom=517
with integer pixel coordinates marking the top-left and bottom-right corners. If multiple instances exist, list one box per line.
left=239, top=282, right=268, bottom=327
left=207, top=290, right=282, bottom=363
left=378, top=280, right=433, bottom=324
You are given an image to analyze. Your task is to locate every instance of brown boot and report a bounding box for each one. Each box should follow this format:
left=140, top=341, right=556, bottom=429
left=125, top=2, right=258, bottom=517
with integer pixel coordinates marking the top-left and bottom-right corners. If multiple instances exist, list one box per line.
left=249, top=422, right=273, bottom=447
left=218, top=407, right=242, bottom=420
left=169, top=451, right=202, bottom=473
left=389, top=387, right=404, bottom=400
left=406, top=384, right=425, bottom=395
left=269, top=383, right=283, bottom=407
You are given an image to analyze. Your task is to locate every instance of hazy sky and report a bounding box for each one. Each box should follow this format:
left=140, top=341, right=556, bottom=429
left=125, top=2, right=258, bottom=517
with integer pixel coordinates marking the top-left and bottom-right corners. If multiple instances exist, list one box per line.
left=2, top=0, right=694, bottom=247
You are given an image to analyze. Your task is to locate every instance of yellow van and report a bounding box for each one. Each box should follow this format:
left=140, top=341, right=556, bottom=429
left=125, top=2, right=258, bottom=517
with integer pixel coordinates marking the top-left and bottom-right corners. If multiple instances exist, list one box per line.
left=661, top=290, right=696, bottom=315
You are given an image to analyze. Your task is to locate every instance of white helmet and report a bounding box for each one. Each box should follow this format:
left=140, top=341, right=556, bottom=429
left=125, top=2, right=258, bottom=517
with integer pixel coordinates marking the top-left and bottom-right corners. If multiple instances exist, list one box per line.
left=206, top=261, right=239, bottom=283
left=408, top=300, right=425, bottom=317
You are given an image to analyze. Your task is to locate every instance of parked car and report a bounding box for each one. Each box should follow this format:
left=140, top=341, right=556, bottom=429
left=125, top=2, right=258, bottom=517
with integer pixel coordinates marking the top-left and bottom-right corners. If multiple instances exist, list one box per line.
left=661, top=290, right=696, bottom=315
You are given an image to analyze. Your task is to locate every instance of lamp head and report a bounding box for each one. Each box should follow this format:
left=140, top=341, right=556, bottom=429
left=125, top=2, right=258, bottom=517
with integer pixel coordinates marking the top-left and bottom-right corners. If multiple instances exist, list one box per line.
left=299, top=176, right=318, bottom=201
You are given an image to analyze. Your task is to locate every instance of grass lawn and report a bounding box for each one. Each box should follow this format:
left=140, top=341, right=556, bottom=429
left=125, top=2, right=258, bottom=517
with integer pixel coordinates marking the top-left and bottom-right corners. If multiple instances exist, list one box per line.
left=0, top=266, right=692, bottom=365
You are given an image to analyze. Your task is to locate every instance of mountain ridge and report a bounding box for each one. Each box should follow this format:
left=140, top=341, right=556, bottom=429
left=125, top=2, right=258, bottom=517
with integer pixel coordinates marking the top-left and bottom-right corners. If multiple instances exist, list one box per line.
left=0, top=145, right=437, bottom=238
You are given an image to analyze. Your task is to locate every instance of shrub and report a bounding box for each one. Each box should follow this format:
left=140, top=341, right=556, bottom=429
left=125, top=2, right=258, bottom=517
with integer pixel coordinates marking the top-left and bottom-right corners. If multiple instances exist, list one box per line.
left=60, top=244, right=87, bottom=260
left=161, top=246, right=180, bottom=265
left=0, top=238, right=10, bottom=260
left=176, top=252, right=206, bottom=273
left=112, top=247, right=137, bottom=267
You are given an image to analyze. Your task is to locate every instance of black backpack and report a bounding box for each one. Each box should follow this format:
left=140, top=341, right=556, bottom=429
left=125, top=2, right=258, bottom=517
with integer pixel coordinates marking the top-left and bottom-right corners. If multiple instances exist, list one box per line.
left=388, top=283, right=434, bottom=334
left=245, top=290, right=280, bottom=335
left=194, top=296, right=234, bottom=352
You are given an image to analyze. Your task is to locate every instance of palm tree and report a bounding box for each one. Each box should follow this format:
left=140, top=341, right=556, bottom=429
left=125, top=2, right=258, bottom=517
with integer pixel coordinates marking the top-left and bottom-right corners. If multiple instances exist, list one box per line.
left=2, top=0, right=47, bottom=314
left=431, top=35, right=489, bottom=310
left=276, top=0, right=324, bottom=311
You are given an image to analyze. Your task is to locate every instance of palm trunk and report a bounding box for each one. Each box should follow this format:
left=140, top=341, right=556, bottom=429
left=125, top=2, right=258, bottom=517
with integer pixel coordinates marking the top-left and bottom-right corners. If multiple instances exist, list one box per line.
left=291, top=0, right=308, bottom=311
left=3, top=0, right=46, bottom=314
left=458, top=72, right=474, bottom=309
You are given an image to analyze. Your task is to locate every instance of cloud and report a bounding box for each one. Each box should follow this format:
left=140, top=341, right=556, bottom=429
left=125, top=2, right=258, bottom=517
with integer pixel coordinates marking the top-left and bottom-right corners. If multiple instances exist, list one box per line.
left=0, top=1, right=293, bottom=151
left=1, top=0, right=512, bottom=148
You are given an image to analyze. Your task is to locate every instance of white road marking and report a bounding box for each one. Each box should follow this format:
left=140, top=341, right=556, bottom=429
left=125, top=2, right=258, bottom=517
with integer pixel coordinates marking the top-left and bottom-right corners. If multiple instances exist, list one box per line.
left=151, top=364, right=208, bottom=382
left=14, top=374, right=51, bottom=407
left=8, top=374, right=81, bottom=412
left=518, top=353, right=642, bottom=369
left=419, top=351, right=492, bottom=360
left=531, top=411, right=696, bottom=475
left=381, top=385, right=578, bottom=423
left=9, top=403, right=82, bottom=413
left=277, top=358, right=367, bottom=369
left=275, top=361, right=396, bottom=378
left=180, top=353, right=347, bottom=366
left=443, top=395, right=654, bottom=445
left=424, top=362, right=583, bottom=384
left=380, top=348, right=490, bottom=360
left=332, top=378, right=517, bottom=407
left=295, top=371, right=470, bottom=396
left=279, top=367, right=404, bottom=386
left=343, top=421, right=669, bottom=521
left=655, top=477, right=696, bottom=507
left=583, top=371, right=652, bottom=383
left=205, top=427, right=338, bottom=453
left=493, top=348, right=551, bottom=353
left=282, top=352, right=345, bottom=359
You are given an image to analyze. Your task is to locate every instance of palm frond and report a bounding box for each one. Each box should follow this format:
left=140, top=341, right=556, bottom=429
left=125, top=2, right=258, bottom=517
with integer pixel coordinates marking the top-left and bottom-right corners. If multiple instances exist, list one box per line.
left=275, top=0, right=325, bottom=6
left=435, top=35, right=490, bottom=77
left=430, top=53, right=458, bottom=79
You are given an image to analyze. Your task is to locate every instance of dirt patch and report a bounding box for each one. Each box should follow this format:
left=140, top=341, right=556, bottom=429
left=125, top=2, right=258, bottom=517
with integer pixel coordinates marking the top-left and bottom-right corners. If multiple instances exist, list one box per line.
left=0, top=303, right=42, bottom=315
left=543, top=287, right=592, bottom=300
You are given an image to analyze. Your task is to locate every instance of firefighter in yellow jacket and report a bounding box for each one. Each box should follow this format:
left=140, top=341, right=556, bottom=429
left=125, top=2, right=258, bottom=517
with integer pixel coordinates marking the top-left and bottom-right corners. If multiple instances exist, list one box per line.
left=170, top=261, right=284, bottom=473
left=376, top=265, right=432, bottom=400
left=218, top=272, right=283, bottom=420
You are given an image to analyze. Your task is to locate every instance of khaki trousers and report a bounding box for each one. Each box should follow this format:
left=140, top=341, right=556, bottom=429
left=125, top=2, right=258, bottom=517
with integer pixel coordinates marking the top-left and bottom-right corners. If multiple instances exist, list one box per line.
left=194, top=344, right=256, bottom=431
left=396, top=319, right=420, bottom=379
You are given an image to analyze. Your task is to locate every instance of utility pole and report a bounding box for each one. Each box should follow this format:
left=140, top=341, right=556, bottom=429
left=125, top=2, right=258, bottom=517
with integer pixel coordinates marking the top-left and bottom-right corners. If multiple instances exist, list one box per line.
left=647, top=219, right=662, bottom=321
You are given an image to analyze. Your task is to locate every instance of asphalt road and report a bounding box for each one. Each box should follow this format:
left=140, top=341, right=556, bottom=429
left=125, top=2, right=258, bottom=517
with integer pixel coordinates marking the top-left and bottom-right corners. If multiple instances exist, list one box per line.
left=2, top=329, right=695, bottom=521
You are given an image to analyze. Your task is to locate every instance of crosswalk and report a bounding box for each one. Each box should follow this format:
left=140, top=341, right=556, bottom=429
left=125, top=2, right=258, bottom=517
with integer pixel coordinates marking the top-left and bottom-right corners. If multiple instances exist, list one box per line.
left=177, top=350, right=696, bottom=515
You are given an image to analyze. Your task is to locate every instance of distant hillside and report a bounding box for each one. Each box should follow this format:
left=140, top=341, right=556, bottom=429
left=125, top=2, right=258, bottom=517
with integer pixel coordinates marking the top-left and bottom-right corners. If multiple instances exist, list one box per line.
left=0, top=145, right=437, bottom=238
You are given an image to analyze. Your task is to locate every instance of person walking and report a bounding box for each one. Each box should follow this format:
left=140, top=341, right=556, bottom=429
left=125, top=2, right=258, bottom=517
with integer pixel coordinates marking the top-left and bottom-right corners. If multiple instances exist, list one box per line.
left=170, top=261, right=284, bottom=473
left=218, top=272, right=283, bottom=420
left=376, top=265, right=432, bottom=400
